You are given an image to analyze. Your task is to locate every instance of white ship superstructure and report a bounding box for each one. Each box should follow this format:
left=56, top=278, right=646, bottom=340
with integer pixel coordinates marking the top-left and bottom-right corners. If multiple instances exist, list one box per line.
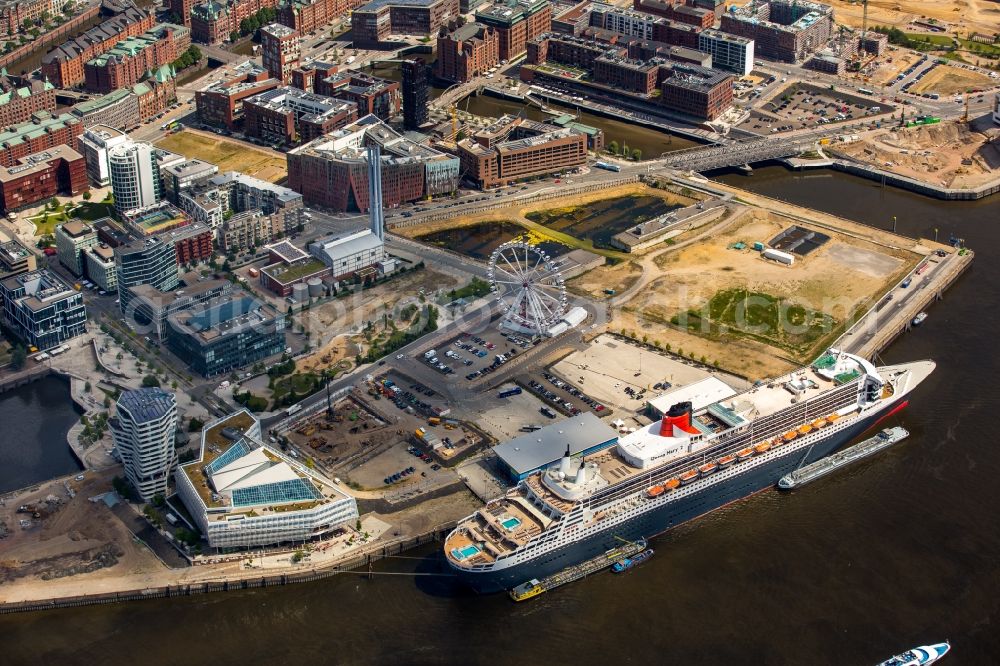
left=445, top=350, right=935, bottom=591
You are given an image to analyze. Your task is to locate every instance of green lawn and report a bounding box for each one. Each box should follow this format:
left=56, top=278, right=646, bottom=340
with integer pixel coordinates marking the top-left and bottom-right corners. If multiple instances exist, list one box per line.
left=905, top=33, right=953, bottom=47
left=674, top=288, right=838, bottom=358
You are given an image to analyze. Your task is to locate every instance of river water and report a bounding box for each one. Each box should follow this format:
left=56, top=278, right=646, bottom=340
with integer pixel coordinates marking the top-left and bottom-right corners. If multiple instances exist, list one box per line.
left=1, top=169, right=998, bottom=664
left=0, top=376, right=83, bottom=494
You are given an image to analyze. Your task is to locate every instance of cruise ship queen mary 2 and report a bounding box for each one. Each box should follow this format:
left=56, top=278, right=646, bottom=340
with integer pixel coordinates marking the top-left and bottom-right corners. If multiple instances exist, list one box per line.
left=444, top=349, right=934, bottom=593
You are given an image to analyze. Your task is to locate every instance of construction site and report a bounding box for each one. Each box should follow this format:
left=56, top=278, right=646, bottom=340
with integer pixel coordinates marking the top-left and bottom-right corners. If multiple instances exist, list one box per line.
left=833, top=121, right=1000, bottom=189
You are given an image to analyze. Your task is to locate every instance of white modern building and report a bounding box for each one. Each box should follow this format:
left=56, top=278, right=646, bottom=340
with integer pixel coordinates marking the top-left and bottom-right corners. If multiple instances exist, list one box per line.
left=590, top=4, right=660, bottom=41
left=698, top=29, right=755, bottom=77
left=83, top=244, right=117, bottom=292
left=78, top=125, right=130, bottom=187
left=175, top=410, right=359, bottom=549
left=110, top=388, right=178, bottom=502
left=108, top=140, right=163, bottom=216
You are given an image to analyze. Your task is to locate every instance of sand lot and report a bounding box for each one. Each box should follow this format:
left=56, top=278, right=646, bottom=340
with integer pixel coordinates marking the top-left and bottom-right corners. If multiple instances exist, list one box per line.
left=156, top=130, right=287, bottom=183
left=0, top=471, right=163, bottom=591
left=836, top=122, right=1000, bottom=189
left=596, top=210, right=916, bottom=379
left=909, top=64, right=994, bottom=95
left=823, top=0, right=1000, bottom=36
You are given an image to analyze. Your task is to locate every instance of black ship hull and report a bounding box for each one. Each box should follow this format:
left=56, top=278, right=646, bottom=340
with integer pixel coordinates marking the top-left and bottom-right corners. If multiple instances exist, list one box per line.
left=452, top=406, right=891, bottom=593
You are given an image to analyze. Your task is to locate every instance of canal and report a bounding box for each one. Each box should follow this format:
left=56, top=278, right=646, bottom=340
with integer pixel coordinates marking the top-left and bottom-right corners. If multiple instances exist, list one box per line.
left=461, top=93, right=702, bottom=157
left=0, top=171, right=998, bottom=665
left=0, top=375, right=83, bottom=494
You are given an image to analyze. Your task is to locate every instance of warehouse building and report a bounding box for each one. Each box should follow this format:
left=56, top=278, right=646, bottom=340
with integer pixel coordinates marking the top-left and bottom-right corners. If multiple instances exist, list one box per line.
left=493, top=412, right=619, bottom=482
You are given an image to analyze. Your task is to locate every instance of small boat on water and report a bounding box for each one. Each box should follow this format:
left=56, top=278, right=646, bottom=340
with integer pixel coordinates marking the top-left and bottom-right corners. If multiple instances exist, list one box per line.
left=611, top=548, right=654, bottom=573
left=876, top=641, right=950, bottom=666
left=912, top=312, right=928, bottom=326
left=779, top=427, right=909, bottom=490
left=509, top=579, right=545, bottom=602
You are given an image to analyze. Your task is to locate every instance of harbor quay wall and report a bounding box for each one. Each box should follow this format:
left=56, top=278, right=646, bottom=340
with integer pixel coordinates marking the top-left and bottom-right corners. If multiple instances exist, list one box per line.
left=0, top=523, right=458, bottom=615
left=827, top=158, right=1000, bottom=201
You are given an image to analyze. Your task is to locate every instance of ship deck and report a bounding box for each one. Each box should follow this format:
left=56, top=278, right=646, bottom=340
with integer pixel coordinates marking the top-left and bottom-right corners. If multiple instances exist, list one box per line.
left=444, top=490, right=551, bottom=565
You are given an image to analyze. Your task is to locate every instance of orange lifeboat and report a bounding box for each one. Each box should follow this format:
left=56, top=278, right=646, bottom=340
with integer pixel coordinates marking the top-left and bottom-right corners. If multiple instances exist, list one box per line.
left=826, top=412, right=840, bottom=422
left=755, top=441, right=772, bottom=454
left=698, top=462, right=719, bottom=476
left=664, top=478, right=680, bottom=490
left=718, top=454, right=737, bottom=467
left=647, top=485, right=665, bottom=499
left=783, top=430, right=798, bottom=442
left=812, top=418, right=828, bottom=429
left=678, top=470, right=698, bottom=485
left=736, top=447, right=754, bottom=460
left=798, top=424, right=813, bottom=435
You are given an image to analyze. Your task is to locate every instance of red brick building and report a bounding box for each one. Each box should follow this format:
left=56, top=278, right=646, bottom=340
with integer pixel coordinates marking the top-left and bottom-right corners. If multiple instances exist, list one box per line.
left=593, top=55, right=659, bottom=95
left=435, top=21, right=499, bottom=84
left=659, top=62, right=733, bottom=120
left=474, top=0, right=551, bottom=61
left=168, top=0, right=196, bottom=26
left=134, top=68, right=179, bottom=123
left=41, top=5, right=154, bottom=89
left=190, top=0, right=280, bottom=45
left=161, top=221, right=214, bottom=264
left=351, top=0, right=459, bottom=47
left=317, top=71, right=400, bottom=121
left=0, top=145, right=87, bottom=212
left=454, top=117, right=587, bottom=189
left=277, top=0, right=366, bottom=35
left=84, top=25, right=184, bottom=94
left=632, top=0, right=713, bottom=29
left=0, top=77, right=57, bottom=127
left=243, top=87, right=357, bottom=145
left=195, top=61, right=281, bottom=130
left=260, top=23, right=300, bottom=83
left=527, top=33, right=623, bottom=70
left=0, top=113, right=83, bottom=169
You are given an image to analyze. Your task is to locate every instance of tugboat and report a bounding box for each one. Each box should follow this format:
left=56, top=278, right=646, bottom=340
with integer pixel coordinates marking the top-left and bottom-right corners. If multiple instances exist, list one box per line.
left=877, top=641, right=950, bottom=665
left=611, top=548, right=654, bottom=573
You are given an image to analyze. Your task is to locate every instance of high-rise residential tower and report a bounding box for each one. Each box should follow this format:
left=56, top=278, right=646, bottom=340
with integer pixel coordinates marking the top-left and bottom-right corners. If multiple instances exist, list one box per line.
left=111, top=388, right=178, bottom=502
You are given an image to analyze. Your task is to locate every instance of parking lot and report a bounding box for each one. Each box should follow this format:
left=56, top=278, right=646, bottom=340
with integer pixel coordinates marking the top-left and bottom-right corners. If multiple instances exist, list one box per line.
left=742, top=84, right=896, bottom=133
left=549, top=334, right=750, bottom=414
left=477, top=383, right=561, bottom=440
left=347, top=441, right=457, bottom=499
left=416, top=326, right=541, bottom=383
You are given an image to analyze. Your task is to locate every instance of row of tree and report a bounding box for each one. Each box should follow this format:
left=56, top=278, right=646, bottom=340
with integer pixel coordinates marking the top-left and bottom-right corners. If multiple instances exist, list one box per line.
left=607, top=141, right=642, bottom=161
left=172, top=45, right=203, bottom=72
left=232, top=7, right=278, bottom=40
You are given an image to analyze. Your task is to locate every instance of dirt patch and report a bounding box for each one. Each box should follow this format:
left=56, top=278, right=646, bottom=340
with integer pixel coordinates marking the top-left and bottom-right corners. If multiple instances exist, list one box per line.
left=836, top=122, right=1000, bottom=189
left=568, top=259, right=642, bottom=299
left=871, top=51, right=923, bottom=87
left=823, top=0, right=1000, bottom=36
left=155, top=130, right=287, bottom=183
left=608, top=210, right=918, bottom=378
left=0, top=471, right=165, bottom=591
left=909, top=64, right=994, bottom=95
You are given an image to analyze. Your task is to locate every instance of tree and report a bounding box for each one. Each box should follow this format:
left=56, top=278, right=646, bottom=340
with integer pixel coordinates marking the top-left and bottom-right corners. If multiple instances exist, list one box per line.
left=82, top=190, right=91, bottom=200
left=622, top=144, right=630, bottom=157
left=142, top=374, right=161, bottom=387
left=608, top=140, right=619, bottom=155
left=631, top=148, right=642, bottom=161
left=84, top=381, right=91, bottom=392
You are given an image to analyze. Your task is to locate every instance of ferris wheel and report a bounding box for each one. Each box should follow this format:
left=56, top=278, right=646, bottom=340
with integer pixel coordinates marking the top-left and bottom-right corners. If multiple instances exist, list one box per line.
left=487, top=240, right=568, bottom=335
